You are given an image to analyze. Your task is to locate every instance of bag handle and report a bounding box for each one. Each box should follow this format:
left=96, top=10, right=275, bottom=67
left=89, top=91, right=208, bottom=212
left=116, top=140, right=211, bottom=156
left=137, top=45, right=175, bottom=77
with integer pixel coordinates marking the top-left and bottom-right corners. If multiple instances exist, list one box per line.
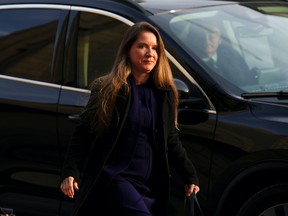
left=184, top=192, right=204, bottom=216
left=194, top=194, right=204, bottom=216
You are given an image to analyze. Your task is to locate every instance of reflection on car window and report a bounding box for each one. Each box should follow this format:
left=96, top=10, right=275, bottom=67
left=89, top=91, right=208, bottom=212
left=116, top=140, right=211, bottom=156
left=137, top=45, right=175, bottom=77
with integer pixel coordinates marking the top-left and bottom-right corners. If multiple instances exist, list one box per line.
left=166, top=5, right=288, bottom=94
left=0, top=9, right=60, bottom=82
left=77, top=12, right=129, bottom=88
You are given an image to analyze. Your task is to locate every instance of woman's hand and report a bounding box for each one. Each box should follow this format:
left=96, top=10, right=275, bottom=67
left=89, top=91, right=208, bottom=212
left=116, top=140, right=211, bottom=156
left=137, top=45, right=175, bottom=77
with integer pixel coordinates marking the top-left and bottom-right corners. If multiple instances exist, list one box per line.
left=60, top=176, right=79, bottom=199
left=185, top=184, right=200, bottom=197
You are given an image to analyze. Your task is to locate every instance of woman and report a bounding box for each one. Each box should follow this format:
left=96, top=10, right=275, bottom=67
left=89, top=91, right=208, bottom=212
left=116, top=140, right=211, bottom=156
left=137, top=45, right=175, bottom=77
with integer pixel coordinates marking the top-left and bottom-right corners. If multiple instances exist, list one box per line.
left=60, top=21, right=200, bottom=216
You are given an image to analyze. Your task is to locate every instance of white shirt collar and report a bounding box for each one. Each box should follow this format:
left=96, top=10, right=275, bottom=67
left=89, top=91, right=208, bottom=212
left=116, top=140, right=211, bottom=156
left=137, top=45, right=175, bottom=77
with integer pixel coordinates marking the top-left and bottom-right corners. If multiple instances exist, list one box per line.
left=203, top=53, right=218, bottom=62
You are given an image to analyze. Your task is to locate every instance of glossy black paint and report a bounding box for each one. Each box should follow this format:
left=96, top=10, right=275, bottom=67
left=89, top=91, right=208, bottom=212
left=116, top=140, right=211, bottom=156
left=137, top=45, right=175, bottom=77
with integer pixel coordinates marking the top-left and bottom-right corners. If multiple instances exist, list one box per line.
left=1, top=0, right=288, bottom=216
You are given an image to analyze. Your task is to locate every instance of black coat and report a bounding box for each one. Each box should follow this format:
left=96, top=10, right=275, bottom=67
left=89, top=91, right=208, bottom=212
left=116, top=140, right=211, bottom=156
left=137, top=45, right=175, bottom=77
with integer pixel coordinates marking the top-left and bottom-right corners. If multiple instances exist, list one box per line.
left=61, top=81, right=199, bottom=216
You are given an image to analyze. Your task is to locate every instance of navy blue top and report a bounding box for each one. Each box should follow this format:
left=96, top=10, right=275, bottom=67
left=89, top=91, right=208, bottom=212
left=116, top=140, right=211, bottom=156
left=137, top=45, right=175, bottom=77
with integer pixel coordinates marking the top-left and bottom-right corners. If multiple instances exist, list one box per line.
left=102, top=76, right=160, bottom=192
left=121, top=78, right=156, bottom=184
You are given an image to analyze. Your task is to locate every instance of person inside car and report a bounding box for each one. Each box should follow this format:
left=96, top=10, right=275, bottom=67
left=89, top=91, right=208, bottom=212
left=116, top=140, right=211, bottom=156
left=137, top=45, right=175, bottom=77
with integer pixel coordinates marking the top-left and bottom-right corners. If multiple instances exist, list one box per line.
left=191, top=21, right=256, bottom=86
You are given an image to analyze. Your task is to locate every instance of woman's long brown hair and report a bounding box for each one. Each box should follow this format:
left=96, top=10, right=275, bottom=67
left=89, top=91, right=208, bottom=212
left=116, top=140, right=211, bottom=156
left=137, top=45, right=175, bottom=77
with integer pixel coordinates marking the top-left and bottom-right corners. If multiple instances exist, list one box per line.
left=89, top=21, right=179, bottom=134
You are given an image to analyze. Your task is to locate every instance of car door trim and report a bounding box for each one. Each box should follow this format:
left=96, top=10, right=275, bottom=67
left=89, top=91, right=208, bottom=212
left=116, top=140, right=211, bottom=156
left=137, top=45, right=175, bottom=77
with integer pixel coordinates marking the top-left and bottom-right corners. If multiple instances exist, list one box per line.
left=71, top=6, right=134, bottom=26
left=0, top=74, right=62, bottom=89
left=0, top=4, right=70, bottom=10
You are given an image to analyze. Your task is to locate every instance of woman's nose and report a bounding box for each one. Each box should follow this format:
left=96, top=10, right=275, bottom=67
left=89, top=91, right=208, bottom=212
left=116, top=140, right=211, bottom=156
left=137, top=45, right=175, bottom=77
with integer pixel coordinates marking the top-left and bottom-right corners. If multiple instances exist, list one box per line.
left=146, top=47, right=154, bottom=55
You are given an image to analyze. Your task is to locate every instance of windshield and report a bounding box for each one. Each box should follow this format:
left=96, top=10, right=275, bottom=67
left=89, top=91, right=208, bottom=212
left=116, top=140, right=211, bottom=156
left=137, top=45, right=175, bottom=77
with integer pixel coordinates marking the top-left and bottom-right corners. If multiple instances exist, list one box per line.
left=152, top=3, right=288, bottom=95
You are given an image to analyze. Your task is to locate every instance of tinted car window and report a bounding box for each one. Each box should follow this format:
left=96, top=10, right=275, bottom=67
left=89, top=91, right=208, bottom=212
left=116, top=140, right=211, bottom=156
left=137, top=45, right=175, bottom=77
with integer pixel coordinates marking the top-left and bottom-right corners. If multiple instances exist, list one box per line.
left=0, top=9, right=60, bottom=82
left=77, top=12, right=129, bottom=88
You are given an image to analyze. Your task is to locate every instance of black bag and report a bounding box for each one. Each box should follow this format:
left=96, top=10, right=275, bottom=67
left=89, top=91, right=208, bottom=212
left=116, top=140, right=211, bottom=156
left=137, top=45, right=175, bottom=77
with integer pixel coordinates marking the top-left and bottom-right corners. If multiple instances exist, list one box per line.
left=0, top=207, right=16, bottom=216
left=184, top=193, right=204, bottom=216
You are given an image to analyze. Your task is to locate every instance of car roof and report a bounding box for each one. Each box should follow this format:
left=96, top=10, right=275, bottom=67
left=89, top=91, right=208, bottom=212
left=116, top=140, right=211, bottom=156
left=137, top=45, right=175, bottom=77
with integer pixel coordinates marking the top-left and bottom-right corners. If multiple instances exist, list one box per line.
left=137, top=0, right=235, bottom=14
left=1, top=0, right=286, bottom=15
left=138, top=0, right=288, bottom=14
left=0, top=0, right=287, bottom=17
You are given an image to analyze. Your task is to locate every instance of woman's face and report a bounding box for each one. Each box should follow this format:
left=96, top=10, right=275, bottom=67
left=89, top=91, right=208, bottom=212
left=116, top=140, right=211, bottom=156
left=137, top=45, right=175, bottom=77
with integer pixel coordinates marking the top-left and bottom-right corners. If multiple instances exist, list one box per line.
left=129, top=31, right=158, bottom=75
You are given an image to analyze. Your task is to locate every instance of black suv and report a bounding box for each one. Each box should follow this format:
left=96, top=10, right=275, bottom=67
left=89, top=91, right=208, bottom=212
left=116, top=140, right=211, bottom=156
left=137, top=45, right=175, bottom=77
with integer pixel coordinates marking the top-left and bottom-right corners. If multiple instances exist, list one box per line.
left=1, top=0, right=288, bottom=216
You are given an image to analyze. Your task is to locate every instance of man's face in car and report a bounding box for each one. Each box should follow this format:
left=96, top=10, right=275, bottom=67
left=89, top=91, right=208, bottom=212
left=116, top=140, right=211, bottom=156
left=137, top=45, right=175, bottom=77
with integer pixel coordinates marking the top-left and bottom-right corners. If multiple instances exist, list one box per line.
left=204, top=26, right=222, bottom=58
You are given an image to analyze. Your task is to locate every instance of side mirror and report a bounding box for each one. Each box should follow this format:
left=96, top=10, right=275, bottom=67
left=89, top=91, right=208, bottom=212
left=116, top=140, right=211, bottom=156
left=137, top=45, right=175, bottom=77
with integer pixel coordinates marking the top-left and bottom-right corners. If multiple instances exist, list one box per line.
left=173, top=79, right=209, bottom=125
left=173, top=78, right=207, bottom=109
left=174, top=78, right=189, bottom=99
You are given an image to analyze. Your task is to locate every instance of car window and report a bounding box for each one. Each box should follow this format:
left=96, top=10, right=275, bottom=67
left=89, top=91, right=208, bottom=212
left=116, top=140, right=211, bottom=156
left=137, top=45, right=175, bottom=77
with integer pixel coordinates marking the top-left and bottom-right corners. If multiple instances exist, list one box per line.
left=154, top=4, right=288, bottom=95
left=76, top=12, right=130, bottom=88
left=0, top=9, right=60, bottom=82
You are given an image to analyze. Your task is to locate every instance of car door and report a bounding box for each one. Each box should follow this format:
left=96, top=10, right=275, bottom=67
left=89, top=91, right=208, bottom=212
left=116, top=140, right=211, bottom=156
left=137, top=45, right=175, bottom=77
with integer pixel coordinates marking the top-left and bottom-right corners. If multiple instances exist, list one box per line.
left=0, top=5, right=69, bottom=216
left=58, top=7, right=132, bottom=215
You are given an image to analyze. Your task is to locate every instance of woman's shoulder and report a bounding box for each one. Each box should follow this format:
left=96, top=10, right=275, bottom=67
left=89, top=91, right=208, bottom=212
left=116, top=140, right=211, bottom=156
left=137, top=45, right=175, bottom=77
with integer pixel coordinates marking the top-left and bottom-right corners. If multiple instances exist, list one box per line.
left=89, top=75, right=109, bottom=92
